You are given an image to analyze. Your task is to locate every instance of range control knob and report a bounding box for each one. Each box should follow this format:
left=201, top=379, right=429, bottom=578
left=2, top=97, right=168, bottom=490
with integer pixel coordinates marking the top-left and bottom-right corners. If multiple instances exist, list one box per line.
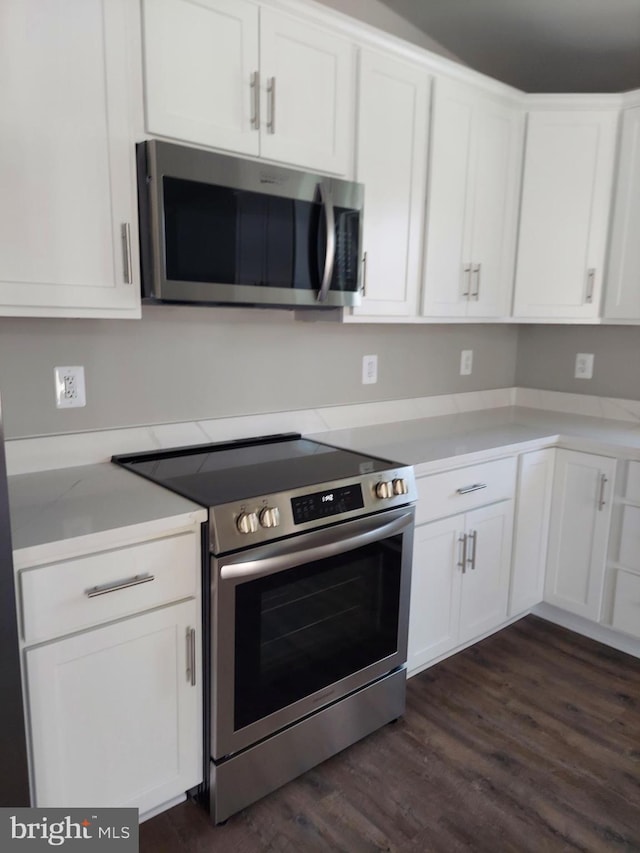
left=259, top=506, right=281, bottom=529
left=393, top=478, right=409, bottom=496
left=236, top=511, right=259, bottom=534
left=375, top=481, right=394, bottom=499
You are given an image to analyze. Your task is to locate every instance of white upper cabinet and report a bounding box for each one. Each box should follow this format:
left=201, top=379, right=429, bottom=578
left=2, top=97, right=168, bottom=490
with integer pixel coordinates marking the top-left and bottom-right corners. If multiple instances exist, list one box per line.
left=0, top=0, right=141, bottom=318
left=142, top=0, right=354, bottom=175
left=349, top=49, right=430, bottom=318
left=421, top=77, right=523, bottom=319
left=604, top=104, right=640, bottom=320
left=513, top=107, right=618, bottom=320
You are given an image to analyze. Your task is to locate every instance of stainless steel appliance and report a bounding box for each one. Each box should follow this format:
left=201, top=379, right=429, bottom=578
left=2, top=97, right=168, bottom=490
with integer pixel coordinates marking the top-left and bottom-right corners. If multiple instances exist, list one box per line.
left=137, top=141, right=364, bottom=309
left=114, top=433, right=416, bottom=823
left=0, top=394, right=31, bottom=806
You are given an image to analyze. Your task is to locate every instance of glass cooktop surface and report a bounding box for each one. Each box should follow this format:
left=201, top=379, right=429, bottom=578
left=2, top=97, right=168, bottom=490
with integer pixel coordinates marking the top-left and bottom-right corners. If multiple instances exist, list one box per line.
left=113, top=434, right=394, bottom=507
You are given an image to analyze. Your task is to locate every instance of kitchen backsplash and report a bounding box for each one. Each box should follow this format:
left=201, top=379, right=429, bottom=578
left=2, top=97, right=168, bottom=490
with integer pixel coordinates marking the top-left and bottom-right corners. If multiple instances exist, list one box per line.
left=0, top=308, right=517, bottom=439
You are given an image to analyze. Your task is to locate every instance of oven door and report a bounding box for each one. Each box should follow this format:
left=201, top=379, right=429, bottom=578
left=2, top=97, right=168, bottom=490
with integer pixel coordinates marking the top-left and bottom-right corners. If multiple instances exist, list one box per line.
left=211, top=506, right=414, bottom=760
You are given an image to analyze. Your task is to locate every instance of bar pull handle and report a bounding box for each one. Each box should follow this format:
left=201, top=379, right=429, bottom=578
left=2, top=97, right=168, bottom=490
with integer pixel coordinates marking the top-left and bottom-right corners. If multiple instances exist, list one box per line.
left=86, top=573, right=154, bottom=598
left=121, top=222, right=133, bottom=285
left=317, top=183, right=336, bottom=303
left=361, top=251, right=368, bottom=296
left=598, top=474, right=608, bottom=511
left=585, top=268, right=596, bottom=303
left=456, top=483, right=487, bottom=495
left=461, top=263, right=472, bottom=299
left=458, top=533, right=468, bottom=574
left=467, top=530, right=477, bottom=570
left=186, top=627, right=197, bottom=686
left=267, top=76, right=276, bottom=134
left=251, top=71, right=260, bottom=130
left=471, top=263, right=481, bottom=300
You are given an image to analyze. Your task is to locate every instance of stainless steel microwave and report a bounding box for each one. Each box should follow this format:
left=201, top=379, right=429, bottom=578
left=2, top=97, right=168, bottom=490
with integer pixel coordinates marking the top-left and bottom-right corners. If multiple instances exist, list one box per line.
left=137, top=141, right=364, bottom=309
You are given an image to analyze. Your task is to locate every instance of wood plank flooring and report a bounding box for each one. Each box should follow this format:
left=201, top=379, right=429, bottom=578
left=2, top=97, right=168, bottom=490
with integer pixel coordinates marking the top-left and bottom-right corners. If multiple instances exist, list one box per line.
left=140, top=616, right=640, bottom=852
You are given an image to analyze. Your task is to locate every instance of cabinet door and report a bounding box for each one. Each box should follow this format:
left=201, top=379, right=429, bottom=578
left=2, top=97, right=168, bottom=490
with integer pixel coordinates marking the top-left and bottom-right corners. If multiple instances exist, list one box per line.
left=513, top=110, right=617, bottom=320
left=458, top=501, right=513, bottom=644
left=351, top=50, right=429, bottom=317
left=509, top=449, right=555, bottom=616
left=421, top=77, right=475, bottom=317
left=545, top=450, right=615, bottom=620
left=259, top=9, right=353, bottom=174
left=604, top=106, right=640, bottom=320
left=408, top=516, right=463, bottom=673
left=0, top=0, right=140, bottom=318
left=27, top=601, right=202, bottom=813
left=142, top=0, right=260, bottom=157
left=466, top=96, right=523, bottom=318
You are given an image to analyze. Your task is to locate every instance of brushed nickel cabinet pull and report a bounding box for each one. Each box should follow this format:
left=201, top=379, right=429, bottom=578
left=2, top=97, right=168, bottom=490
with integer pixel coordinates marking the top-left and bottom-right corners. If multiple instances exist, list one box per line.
left=585, top=268, right=596, bottom=303
left=467, top=530, right=477, bottom=570
left=461, top=263, right=472, bottom=298
left=456, top=483, right=487, bottom=495
left=186, top=627, right=197, bottom=686
left=361, top=251, right=368, bottom=296
left=121, top=222, right=133, bottom=284
left=86, top=573, right=154, bottom=598
left=251, top=70, right=260, bottom=130
left=598, top=474, right=608, bottom=511
left=471, top=263, right=481, bottom=300
left=267, top=77, right=276, bottom=134
left=458, top=533, right=468, bottom=574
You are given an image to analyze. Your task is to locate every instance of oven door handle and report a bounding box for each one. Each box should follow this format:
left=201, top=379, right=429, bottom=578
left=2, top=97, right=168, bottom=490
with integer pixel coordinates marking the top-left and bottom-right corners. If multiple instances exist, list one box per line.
left=219, top=511, right=413, bottom=581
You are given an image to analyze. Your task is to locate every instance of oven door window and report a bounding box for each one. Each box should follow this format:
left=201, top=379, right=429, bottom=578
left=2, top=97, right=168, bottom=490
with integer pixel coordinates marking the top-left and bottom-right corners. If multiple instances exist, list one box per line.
left=233, top=536, right=402, bottom=731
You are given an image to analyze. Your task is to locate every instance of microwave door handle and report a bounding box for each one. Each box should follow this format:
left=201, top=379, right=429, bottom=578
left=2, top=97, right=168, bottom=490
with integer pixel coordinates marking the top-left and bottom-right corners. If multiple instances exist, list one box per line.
left=317, top=183, right=336, bottom=303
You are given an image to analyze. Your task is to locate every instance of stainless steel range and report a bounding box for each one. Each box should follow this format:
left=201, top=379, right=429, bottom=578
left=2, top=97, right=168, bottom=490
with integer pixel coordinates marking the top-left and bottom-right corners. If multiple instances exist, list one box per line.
left=113, top=433, right=416, bottom=823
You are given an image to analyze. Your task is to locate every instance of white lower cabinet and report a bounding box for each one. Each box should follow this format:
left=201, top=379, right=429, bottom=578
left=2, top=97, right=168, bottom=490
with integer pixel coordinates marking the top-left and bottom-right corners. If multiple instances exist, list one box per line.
left=21, top=528, right=203, bottom=814
left=544, top=449, right=616, bottom=620
left=509, top=448, right=555, bottom=616
left=27, top=601, right=201, bottom=812
left=409, top=498, right=513, bottom=674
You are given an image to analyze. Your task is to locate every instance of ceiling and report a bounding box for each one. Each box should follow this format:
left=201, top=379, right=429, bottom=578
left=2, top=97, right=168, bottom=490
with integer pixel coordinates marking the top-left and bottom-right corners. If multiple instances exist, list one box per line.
left=377, top=0, right=640, bottom=93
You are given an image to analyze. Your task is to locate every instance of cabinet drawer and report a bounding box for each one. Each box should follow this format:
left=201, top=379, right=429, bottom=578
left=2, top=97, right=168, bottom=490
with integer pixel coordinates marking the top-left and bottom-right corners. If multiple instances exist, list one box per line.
left=20, top=533, right=199, bottom=644
left=611, top=569, right=640, bottom=639
left=416, top=457, right=516, bottom=525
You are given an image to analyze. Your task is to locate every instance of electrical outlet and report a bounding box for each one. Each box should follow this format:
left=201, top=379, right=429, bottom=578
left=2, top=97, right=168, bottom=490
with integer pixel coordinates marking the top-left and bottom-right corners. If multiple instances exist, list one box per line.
left=575, top=353, right=594, bottom=380
left=362, top=354, right=378, bottom=385
left=460, top=350, right=473, bottom=376
left=54, top=366, right=86, bottom=408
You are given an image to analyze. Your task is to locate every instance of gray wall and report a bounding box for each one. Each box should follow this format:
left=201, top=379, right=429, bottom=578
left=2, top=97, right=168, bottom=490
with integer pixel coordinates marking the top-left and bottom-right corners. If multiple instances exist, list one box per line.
left=516, top=325, right=640, bottom=400
left=0, top=309, right=517, bottom=439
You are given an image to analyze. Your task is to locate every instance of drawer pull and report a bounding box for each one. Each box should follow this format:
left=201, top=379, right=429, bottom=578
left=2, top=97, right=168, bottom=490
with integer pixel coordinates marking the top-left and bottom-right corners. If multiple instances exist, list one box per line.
left=85, top=573, right=155, bottom=598
left=456, top=483, right=487, bottom=495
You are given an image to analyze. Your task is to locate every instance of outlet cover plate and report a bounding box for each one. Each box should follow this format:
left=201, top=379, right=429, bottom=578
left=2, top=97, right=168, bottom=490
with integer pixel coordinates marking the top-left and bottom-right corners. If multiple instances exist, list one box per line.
left=460, top=350, right=473, bottom=376
left=54, top=366, right=86, bottom=408
left=362, top=354, right=378, bottom=385
left=575, top=353, right=594, bottom=380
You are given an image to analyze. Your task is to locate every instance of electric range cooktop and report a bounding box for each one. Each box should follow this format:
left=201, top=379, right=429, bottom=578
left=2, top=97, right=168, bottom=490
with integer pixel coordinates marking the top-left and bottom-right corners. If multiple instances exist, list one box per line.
left=113, top=433, right=416, bottom=553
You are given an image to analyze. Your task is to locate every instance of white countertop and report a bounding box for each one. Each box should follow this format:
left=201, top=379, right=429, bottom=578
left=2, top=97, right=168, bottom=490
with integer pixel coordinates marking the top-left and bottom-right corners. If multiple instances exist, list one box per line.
left=309, top=406, right=640, bottom=474
left=10, top=404, right=640, bottom=568
left=9, top=463, right=207, bottom=569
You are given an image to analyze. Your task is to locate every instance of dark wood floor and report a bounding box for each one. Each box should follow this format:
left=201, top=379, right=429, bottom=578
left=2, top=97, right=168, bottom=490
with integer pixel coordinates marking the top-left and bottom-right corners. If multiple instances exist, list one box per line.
left=140, top=616, right=640, bottom=852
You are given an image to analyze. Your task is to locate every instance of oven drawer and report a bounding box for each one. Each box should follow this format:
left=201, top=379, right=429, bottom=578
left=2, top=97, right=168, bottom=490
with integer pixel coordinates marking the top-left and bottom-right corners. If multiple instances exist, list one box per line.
left=20, top=532, right=199, bottom=644
left=416, top=457, right=517, bottom=525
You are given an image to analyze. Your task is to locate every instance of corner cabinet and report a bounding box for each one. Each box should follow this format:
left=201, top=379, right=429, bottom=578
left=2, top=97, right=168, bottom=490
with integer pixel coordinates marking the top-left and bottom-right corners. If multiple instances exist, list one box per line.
left=604, top=104, right=640, bottom=320
left=421, top=76, right=523, bottom=320
left=0, top=0, right=141, bottom=318
left=21, top=528, right=203, bottom=815
left=347, top=49, right=430, bottom=318
left=544, top=449, right=616, bottom=620
left=142, top=0, right=354, bottom=175
left=513, top=106, right=618, bottom=321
